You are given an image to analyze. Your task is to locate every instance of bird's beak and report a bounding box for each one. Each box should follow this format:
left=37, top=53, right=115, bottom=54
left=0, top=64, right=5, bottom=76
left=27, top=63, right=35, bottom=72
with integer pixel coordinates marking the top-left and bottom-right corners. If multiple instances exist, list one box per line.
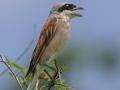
left=72, top=6, right=83, bottom=17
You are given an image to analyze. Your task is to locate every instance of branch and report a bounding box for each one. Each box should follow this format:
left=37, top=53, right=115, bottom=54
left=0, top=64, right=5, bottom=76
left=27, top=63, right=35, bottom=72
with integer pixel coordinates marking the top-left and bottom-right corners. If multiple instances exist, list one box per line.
left=0, top=55, right=23, bottom=90
left=35, top=79, right=39, bottom=90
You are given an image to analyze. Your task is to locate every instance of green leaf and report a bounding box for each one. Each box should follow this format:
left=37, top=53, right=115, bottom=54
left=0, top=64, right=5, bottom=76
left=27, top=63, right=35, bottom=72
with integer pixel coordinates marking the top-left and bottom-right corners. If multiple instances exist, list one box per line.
left=5, top=59, right=27, bottom=74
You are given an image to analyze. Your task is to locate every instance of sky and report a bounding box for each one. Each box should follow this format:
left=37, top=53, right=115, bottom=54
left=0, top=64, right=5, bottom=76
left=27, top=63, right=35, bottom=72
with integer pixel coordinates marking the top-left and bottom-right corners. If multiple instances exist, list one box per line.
left=0, top=0, right=120, bottom=90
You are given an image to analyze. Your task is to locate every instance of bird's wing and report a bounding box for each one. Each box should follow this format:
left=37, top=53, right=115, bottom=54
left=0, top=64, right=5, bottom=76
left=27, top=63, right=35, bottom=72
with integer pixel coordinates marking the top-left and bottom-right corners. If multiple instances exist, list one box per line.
left=25, top=16, right=58, bottom=77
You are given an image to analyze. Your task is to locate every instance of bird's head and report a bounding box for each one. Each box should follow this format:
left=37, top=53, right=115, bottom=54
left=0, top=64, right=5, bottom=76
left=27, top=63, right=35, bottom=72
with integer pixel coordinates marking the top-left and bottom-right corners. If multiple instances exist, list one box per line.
left=50, top=2, right=83, bottom=19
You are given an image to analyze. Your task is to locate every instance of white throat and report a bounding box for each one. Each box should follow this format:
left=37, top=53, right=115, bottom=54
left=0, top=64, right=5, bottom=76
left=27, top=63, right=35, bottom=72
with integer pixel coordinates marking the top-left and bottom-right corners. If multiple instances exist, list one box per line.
left=60, top=13, right=71, bottom=22
left=50, top=11, right=71, bottom=22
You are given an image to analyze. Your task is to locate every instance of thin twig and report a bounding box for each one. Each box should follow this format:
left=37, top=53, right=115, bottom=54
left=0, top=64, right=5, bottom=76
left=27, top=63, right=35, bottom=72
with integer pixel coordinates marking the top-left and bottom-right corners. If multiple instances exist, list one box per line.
left=55, top=83, right=70, bottom=87
left=0, top=24, right=36, bottom=77
left=35, top=79, right=39, bottom=90
left=44, top=69, right=52, bottom=79
left=0, top=55, right=23, bottom=90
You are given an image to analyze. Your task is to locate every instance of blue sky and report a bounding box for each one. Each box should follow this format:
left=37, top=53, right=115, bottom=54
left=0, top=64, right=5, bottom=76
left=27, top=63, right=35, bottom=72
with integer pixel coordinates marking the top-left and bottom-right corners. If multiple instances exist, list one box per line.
left=0, top=0, right=120, bottom=60
left=0, top=0, right=120, bottom=90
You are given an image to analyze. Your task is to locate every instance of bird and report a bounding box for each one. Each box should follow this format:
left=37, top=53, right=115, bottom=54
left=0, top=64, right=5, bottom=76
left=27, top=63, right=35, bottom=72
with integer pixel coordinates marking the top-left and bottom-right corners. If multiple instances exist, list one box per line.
left=26, top=2, right=83, bottom=90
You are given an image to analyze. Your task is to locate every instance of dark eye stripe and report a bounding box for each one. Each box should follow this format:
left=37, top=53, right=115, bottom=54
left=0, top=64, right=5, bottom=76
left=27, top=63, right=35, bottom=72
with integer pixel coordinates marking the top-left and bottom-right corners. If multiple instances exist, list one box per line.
left=58, top=4, right=76, bottom=12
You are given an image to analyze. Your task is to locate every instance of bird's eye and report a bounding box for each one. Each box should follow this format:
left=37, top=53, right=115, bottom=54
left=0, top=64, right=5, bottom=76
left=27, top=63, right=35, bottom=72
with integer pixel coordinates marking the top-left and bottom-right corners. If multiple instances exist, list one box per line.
left=65, top=4, right=76, bottom=10
left=65, top=4, right=70, bottom=9
left=58, top=4, right=76, bottom=12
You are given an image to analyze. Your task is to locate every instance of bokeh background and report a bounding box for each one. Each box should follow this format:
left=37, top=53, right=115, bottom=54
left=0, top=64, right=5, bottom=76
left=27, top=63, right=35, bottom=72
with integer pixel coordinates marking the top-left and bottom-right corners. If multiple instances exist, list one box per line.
left=0, top=0, right=120, bottom=90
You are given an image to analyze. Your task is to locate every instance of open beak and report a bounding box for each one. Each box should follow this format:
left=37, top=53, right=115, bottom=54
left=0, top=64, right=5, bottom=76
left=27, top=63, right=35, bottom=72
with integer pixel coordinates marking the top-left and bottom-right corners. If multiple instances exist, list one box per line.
left=72, top=6, right=83, bottom=17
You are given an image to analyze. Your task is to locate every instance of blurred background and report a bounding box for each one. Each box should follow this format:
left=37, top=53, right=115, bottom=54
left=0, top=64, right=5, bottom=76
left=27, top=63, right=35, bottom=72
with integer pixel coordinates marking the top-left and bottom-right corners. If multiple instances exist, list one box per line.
left=0, top=0, right=120, bottom=90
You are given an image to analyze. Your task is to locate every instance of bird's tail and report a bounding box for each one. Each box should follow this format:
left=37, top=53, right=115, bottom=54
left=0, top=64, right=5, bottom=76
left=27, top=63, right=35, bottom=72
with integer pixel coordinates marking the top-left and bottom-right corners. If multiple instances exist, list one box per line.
left=27, top=65, right=44, bottom=90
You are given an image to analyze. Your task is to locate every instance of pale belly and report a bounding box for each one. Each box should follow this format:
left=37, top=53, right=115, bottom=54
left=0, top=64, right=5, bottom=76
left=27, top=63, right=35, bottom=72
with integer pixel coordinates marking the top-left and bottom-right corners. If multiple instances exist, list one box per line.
left=43, top=27, right=69, bottom=63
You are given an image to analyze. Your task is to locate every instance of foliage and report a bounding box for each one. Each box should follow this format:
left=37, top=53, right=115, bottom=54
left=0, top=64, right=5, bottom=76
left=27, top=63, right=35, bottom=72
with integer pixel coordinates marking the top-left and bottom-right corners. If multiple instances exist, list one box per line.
left=0, top=55, right=72, bottom=90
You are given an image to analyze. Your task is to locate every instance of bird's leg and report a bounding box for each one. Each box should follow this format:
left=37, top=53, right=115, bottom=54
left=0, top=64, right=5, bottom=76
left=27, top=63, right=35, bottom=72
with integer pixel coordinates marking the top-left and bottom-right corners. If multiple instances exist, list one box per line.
left=54, top=59, right=62, bottom=83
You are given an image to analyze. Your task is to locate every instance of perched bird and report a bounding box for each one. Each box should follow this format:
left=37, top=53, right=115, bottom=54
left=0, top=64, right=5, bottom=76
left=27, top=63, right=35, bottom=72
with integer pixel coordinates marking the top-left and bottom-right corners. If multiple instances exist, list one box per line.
left=26, top=2, right=83, bottom=90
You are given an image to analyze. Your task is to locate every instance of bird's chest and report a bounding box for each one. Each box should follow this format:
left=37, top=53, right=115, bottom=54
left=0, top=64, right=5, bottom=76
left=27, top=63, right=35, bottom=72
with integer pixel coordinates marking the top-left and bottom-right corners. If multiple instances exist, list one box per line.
left=51, top=26, right=69, bottom=52
left=53, top=20, right=69, bottom=49
left=50, top=14, right=70, bottom=50
left=44, top=21, right=69, bottom=61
